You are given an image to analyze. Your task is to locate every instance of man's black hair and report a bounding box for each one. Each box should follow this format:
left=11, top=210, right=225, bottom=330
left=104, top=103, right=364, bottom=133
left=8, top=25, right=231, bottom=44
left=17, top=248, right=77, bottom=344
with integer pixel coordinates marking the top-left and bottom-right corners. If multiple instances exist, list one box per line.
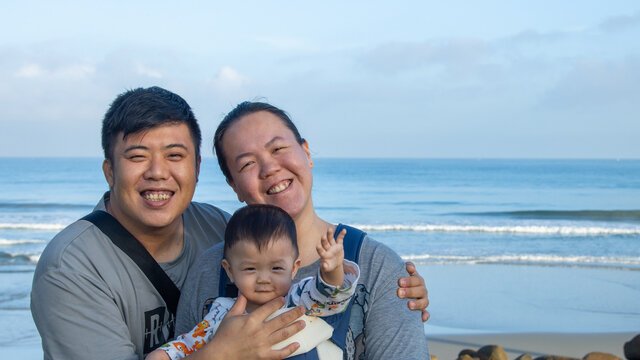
left=102, top=86, right=202, bottom=161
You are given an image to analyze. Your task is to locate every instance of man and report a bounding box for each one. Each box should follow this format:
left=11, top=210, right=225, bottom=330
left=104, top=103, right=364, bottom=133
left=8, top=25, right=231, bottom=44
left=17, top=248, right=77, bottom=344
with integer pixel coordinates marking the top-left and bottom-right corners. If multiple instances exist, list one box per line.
left=31, top=87, right=305, bottom=360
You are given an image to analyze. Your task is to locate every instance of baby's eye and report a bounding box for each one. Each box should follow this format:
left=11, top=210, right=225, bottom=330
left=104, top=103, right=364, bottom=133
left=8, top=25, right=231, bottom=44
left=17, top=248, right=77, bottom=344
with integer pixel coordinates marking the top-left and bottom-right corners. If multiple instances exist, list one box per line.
left=272, top=266, right=284, bottom=271
left=243, top=267, right=255, bottom=272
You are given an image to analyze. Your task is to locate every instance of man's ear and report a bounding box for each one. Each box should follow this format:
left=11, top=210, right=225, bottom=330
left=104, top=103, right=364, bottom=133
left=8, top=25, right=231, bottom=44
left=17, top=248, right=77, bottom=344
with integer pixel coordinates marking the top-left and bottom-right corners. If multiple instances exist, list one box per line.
left=195, top=156, right=201, bottom=183
left=102, top=159, right=114, bottom=188
left=301, top=140, right=313, bottom=169
left=291, top=258, right=302, bottom=280
left=221, top=259, right=234, bottom=283
left=226, top=178, right=245, bottom=203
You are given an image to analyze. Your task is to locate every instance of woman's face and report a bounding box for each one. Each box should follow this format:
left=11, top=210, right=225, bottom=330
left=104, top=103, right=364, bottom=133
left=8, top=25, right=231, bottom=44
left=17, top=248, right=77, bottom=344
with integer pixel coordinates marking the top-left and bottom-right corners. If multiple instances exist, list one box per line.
left=222, top=111, right=314, bottom=220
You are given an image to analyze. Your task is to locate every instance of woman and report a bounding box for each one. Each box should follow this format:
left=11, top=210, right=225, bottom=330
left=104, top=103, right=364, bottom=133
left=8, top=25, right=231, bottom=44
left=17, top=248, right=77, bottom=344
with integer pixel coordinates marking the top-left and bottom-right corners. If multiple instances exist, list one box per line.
left=175, top=102, right=430, bottom=359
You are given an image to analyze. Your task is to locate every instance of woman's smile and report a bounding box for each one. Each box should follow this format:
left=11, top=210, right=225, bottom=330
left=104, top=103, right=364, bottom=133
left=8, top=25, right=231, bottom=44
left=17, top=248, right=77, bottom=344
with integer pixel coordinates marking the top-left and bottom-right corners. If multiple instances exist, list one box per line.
left=267, top=179, right=292, bottom=195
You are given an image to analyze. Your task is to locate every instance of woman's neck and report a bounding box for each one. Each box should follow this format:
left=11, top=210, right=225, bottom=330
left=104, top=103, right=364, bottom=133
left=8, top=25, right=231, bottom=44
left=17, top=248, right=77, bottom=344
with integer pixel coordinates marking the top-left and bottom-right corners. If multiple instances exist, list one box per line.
left=294, top=208, right=335, bottom=267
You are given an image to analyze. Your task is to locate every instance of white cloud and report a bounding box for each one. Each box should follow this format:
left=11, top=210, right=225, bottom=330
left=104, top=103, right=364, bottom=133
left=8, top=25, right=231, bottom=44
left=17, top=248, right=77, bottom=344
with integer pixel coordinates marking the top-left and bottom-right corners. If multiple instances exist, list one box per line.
left=14, top=62, right=95, bottom=80
left=57, top=64, right=95, bottom=79
left=15, top=64, right=44, bottom=78
left=135, top=64, right=163, bottom=79
left=208, top=66, right=250, bottom=91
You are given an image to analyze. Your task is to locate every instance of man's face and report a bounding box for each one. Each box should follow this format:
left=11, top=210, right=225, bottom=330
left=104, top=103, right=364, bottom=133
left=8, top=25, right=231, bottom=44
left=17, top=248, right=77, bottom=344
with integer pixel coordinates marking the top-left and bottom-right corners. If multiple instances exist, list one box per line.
left=102, top=122, right=200, bottom=236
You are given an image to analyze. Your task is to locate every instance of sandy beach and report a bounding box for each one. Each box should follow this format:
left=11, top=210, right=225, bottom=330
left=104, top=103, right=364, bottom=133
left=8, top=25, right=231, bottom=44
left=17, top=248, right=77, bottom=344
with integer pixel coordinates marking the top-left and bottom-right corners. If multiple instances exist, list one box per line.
left=426, top=332, right=636, bottom=359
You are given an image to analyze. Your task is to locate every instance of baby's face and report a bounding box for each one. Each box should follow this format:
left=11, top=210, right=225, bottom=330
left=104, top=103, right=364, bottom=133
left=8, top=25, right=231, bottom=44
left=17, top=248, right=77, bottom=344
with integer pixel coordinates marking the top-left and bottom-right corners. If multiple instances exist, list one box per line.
left=223, top=237, right=300, bottom=311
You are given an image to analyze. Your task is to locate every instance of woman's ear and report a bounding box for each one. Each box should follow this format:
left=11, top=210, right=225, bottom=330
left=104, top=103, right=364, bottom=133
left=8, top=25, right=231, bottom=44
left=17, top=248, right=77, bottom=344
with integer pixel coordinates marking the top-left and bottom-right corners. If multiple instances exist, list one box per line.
left=301, top=140, right=313, bottom=168
left=102, top=159, right=114, bottom=188
left=226, top=178, right=245, bottom=203
left=221, top=259, right=234, bottom=283
left=291, top=258, right=302, bottom=280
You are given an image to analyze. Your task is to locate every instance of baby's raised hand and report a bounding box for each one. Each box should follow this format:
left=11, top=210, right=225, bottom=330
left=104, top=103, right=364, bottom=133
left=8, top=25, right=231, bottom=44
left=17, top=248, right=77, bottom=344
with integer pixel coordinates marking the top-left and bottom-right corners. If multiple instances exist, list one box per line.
left=316, top=228, right=346, bottom=286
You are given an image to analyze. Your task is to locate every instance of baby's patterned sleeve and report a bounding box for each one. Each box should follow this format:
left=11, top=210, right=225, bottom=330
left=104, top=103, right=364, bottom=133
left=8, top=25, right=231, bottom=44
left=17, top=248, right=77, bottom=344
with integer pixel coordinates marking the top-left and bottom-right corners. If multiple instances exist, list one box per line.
left=287, top=259, right=360, bottom=317
left=158, top=298, right=233, bottom=360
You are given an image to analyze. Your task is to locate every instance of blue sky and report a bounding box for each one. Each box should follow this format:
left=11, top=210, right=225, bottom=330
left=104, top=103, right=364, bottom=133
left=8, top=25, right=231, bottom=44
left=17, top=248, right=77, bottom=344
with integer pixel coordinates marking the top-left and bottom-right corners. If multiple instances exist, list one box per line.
left=1, top=1, right=639, bottom=158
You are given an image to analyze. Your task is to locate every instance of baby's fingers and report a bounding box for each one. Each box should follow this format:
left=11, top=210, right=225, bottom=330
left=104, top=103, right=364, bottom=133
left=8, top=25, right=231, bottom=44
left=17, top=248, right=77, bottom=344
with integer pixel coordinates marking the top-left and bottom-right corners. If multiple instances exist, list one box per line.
left=334, top=228, right=346, bottom=245
left=324, top=228, right=337, bottom=248
left=316, top=242, right=327, bottom=258
left=320, top=232, right=332, bottom=252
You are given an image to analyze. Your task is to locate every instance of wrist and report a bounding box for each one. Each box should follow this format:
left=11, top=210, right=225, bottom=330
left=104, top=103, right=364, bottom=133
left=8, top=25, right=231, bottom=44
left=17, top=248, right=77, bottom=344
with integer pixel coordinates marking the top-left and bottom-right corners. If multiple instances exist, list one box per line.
left=320, top=269, right=345, bottom=287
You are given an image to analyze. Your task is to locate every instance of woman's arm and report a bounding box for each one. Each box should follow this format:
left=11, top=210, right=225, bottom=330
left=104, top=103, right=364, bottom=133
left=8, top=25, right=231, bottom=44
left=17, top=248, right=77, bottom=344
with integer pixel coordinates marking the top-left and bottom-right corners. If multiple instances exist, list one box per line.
left=360, top=241, right=430, bottom=359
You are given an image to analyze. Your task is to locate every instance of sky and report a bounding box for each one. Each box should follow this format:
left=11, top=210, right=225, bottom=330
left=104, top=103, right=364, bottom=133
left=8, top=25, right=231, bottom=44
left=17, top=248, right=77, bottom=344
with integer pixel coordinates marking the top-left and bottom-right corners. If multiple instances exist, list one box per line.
left=1, top=1, right=639, bottom=159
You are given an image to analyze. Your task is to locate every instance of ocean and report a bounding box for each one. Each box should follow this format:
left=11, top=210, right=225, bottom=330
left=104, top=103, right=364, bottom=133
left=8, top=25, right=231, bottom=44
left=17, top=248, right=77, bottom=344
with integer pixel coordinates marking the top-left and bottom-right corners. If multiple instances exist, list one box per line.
left=1, top=158, right=639, bottom=356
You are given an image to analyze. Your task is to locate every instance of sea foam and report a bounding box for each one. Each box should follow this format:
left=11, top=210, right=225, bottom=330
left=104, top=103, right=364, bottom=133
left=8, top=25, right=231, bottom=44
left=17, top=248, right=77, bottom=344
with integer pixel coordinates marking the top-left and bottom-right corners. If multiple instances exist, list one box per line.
left=355, top=224, right=640, bottom=236
left=0, top=239, right=46, bottom=246
left=402, top=253, right=640, bottom=269
left=0, top=223, right=67, bottom=231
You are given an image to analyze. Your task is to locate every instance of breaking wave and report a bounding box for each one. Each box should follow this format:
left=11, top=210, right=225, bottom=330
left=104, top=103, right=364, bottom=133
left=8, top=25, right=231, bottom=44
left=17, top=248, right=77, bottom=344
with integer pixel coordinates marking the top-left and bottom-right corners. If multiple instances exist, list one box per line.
left=0, top=251, right=39, bottom=265
left=0, top=239, right=46, bottom=246
left=0, top=223, right=67, bottom=231
left=456, top=209, right=640, bottom=223
left=355, top=224, right=640, bottom=236
left=401, top=253, right=640, bottom=269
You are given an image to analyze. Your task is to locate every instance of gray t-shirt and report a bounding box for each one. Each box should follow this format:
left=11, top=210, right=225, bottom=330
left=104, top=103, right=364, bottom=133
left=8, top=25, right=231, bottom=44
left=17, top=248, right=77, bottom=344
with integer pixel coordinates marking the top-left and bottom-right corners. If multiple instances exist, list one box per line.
left=176, top=234, right=430, bottom=360
left=31, top=195, right=230, bottom=360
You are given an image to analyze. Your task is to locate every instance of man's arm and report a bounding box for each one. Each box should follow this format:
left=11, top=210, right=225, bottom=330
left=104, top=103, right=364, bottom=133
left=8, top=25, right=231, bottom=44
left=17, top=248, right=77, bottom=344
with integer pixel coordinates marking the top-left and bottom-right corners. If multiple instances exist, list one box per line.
left=31, top=269, right=139, bottom=360
left=398, top=261, right=431, bottom=322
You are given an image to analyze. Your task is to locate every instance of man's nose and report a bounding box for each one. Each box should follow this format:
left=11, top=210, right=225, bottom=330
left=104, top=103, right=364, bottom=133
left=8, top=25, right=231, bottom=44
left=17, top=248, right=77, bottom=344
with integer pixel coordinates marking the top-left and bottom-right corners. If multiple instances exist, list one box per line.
left=144, top=154, right=170, bottom=180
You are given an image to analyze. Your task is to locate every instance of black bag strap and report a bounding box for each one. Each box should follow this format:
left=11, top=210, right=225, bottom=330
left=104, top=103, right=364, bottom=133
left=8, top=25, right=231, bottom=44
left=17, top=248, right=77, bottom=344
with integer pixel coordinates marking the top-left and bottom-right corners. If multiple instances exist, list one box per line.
left=82, top=210, right=181, bottom=317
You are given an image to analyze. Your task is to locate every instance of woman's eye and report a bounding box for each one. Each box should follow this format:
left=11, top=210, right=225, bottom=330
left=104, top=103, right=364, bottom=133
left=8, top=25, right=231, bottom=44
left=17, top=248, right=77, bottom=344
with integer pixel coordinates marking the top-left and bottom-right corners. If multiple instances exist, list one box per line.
left=240, top=161, right=254, bottom=171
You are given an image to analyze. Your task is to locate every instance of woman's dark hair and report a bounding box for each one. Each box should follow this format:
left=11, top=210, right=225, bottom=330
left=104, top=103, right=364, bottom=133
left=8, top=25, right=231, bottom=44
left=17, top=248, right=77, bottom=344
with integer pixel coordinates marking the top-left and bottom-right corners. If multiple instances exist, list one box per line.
left=102, top=86, right=202, bottom=161
left=213, top=101, right=304, bottom=182
left=224, top=204, right=298, bottom=259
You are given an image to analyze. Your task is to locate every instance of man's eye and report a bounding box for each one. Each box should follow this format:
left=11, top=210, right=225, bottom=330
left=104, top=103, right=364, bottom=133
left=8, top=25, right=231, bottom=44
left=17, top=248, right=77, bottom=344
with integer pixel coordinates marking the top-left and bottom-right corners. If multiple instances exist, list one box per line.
left=273, top=146, right=285, bottom=153
left=128, top=154, right=145, bottom=161
left=169, top=153, right=184, bottom=159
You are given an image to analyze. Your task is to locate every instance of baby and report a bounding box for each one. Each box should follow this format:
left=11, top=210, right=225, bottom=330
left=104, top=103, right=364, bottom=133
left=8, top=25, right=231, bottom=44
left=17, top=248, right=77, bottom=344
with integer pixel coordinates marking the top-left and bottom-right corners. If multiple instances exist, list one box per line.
left=147, top=204, right=360, bottom=360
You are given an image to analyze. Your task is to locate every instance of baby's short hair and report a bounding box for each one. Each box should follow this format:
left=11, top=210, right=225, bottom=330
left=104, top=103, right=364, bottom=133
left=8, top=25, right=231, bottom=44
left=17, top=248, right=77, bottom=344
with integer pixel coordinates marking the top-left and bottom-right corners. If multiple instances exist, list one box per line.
left=224, top=204, right=298, bottom=259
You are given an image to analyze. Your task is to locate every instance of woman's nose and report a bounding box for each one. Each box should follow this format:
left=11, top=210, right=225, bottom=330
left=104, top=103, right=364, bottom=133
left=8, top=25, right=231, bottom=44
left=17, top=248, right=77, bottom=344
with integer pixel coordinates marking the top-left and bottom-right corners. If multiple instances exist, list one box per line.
left=259, top=156, right=280, bottom=179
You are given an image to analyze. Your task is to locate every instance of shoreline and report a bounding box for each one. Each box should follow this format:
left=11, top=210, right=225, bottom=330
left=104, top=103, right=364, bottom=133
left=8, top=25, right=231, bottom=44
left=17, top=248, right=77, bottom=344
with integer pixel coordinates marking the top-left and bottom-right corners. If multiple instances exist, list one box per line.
left=425, top=332, right=637, bottom=359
